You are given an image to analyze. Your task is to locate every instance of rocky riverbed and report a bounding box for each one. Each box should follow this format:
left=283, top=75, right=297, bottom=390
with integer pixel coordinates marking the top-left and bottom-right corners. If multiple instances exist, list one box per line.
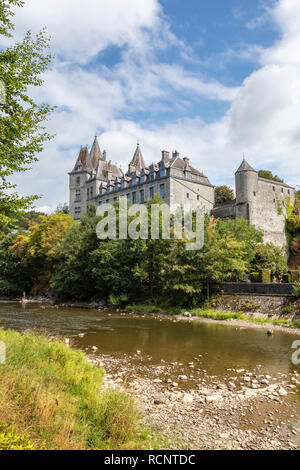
left=89, top=352, right=300, bottom=450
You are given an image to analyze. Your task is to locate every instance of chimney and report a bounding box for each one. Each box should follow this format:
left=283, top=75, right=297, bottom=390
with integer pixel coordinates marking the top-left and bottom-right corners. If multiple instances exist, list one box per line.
left=103, top=150, right=107, bottom=161
left=173, top=151, right=179, bottom=159
left=162, top=150, right=170, bottom=164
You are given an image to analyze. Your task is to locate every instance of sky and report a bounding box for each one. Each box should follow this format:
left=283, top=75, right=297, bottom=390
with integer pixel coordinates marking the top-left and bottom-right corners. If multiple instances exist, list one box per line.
left=3, top=0, right=300, bottom=212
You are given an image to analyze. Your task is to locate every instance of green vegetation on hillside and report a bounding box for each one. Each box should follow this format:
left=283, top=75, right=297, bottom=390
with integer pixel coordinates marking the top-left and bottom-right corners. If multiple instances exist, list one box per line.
left=0, top=197, right=288, bottom=306
left=258, top=170, right=284, bottom=183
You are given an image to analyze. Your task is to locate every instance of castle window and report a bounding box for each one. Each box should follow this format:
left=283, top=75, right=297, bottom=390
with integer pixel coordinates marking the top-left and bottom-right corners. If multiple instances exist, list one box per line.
left=121, top=180, right=126, bottom=189
left=99, top=188, right=103, bottom=196
left=87, top=189, right=89, bottom=200
left=273, top=186, right=275, bottom=191
left=140, top=189, right=145, bottom=203
left=187, top=193, right=190, bottom=199
left=150, top=187, right=154, bottom=199
left=76, top=177, right=80, bottom=186
left=75, top=190, right=81, bottom=202
left=150, top=173, right=155, bottom=181
left=107, top=186, right=111, bottom=193
left=140, top=175, right=146, bottom=184
left=132, top=178, right=137, bottom=186
left=197, top=195, right=200, bottom=201
left=114, top=184, right=119, bottom=192
left=288, top=189, right=290, bottom=195
left=185, top=171, right=192, bottom=180
left=281, top=188, right=284, bottom=193
left=126, top=193, right=130, bottom=200
left=253, top=192, right=256, bottom=197
left=90, top=188, right=93, bottom=199
left=160, top=184, right=165, bottom=199
left=77, top=165, right=82, bottom=171
left=132, top=192, right=137, bottom=204
left=74, top=207, right=81, bottom=220
left=160, top=169, right=166, bottom=178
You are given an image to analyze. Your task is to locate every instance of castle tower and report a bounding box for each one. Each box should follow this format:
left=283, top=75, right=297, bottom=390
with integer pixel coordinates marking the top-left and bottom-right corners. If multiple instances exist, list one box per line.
left=69, top=146, right=93, bottom=220
left=235, top=157, right=258, bottom=224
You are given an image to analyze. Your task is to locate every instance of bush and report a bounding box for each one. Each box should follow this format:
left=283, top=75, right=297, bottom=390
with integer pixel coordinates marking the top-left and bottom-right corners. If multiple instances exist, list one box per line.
left=292, top=282, right=300, bottom=298
left=283, top=272, right=292, bottom=283
left=250, top=272, right=261, bottom=283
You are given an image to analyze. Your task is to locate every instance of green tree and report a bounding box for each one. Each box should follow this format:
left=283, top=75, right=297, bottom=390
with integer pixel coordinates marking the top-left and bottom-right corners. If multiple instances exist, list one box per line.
left=216, top=218, right=263, bottom=262
left=250, top=243, right=288, bottom=277
left=0, top=235, right=31, bottom=296
left=215, top=185, right=235, bottom=204
left=258, top=170, right=283, bottom=183
left=164, top=217, right=249, bottom=306
left=0, top=0, right=54, bottom=233
left=55, top=203, right=69, bottom=215
left=10, top=213, right=74, bottom=290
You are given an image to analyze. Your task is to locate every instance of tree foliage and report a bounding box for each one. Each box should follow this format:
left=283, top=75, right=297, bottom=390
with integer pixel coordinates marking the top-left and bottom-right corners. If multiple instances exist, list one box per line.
left=10, top=213, right=74, bottom=290
left=215, top=185, right=235, bottom=205
left=258, top=170, right=283, bottom=183
left=0, top=0, right=54, bottom=233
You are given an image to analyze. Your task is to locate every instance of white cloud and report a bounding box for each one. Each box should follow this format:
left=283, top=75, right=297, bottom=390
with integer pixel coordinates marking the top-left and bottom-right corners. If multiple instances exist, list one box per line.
left=9, top=0, right=300, bottom=209
left=10, top=0, right=163, bottom=63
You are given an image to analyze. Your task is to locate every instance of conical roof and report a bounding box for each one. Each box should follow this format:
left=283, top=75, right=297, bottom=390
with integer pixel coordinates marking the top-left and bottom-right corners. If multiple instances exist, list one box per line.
left=130, top=143, right=146, bottom=170
left=236, top=158, right=256, bottom=173
left=73, top=146, right=93, bottom=172
left=90, top=136, right=103, bottom=169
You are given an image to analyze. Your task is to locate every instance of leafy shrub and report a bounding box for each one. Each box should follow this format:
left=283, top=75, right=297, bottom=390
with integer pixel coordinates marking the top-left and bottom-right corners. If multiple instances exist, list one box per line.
left=0, top=424, right=37, bottom=450
left=250, top=272, right=261, bottom=283
left=292, top=281, right=300, bottom=298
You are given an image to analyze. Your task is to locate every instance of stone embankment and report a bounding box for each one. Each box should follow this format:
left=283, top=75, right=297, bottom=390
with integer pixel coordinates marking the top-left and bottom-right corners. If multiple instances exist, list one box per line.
left=214, top=293, right=300, bottom=320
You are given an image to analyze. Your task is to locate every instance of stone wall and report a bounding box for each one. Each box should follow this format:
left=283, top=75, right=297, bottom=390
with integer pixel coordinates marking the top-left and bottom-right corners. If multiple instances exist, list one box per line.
left=212, top=293, right=300, bottom=320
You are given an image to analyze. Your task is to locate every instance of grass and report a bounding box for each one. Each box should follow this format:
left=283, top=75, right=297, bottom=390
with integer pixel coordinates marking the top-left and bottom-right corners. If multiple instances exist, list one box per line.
left=0, top=329, right=151, bottom=450
left=126, top=303, right=300, bottom=329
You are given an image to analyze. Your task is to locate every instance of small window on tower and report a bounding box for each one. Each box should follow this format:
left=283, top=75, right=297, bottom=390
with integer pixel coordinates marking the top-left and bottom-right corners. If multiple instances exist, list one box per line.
left=253, top=192, right=256, bottom=197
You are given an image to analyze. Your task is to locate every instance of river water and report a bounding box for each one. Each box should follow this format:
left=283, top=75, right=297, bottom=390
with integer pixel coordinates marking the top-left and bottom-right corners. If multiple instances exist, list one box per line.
left=0, top=301, right=299, bottom=379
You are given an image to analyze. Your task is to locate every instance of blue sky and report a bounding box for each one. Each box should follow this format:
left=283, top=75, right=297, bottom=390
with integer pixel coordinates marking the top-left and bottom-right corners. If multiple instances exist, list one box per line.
left=5, top=0, right=300, bottom=211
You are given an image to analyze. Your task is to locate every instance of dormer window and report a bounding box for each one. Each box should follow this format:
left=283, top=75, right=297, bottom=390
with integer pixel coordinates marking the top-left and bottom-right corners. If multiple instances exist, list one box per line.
left=114, top=184, right=119, bottom=192
left=107, top=186, right=111, bottom=193
left=185, top=171, right=192, bottom=180
left=132, top=177, right=137, bottom=186
left=121, top=180, right=126, bottom=189
left=140, top=175, right=146, bottom=184
left=77, top=165, right=82, bottom=171
left=150, top=173, right=155, bottom=181
left=160, top=168, right=166, bottom=178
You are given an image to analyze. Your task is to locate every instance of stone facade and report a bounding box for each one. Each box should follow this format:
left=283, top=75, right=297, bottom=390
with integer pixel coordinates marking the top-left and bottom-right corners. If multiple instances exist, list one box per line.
left=69, top=137, right=215, bottom=220
left=211, top=159, right=295, bottom=248
left=69, top=138, right=295, bottom=249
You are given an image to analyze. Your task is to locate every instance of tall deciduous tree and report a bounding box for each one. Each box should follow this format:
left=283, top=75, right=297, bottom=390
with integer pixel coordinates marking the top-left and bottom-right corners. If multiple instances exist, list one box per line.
left=0, top=0, right=54, bottom=233
left=215, top=185, right=235, bottom=204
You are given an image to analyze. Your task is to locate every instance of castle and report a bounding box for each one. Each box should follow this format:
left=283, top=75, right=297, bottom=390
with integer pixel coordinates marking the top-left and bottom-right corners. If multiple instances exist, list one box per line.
left=69, top=137, right=295, bottom=248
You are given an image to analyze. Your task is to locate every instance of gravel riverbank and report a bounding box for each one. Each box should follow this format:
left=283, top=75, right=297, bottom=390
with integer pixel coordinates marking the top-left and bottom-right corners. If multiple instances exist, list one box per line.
left=89, top=352, right=300, bottom=450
